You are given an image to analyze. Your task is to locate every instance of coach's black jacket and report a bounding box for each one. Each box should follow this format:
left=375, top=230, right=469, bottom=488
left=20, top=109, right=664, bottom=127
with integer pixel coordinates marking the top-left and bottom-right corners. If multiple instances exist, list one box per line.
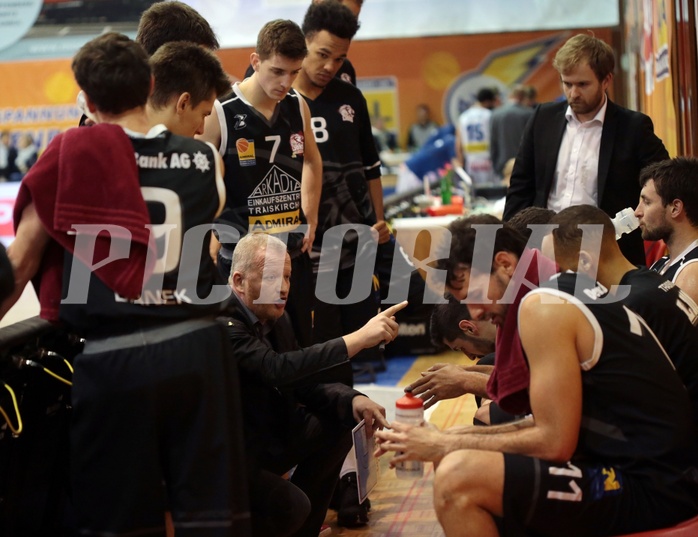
left=220, top=293, right=361, bottom=463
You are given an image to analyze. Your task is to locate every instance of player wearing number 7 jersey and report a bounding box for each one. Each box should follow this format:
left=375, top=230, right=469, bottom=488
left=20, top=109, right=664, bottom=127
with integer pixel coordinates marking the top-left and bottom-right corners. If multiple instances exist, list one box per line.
left=375, top=216, right=698, bottom=536
left=200, top=19, right=321, bottom=347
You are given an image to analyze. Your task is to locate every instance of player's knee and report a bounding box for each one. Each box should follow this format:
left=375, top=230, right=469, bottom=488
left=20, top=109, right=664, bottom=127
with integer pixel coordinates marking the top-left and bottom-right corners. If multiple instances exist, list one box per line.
left=433, top=450, right=482, bottom=515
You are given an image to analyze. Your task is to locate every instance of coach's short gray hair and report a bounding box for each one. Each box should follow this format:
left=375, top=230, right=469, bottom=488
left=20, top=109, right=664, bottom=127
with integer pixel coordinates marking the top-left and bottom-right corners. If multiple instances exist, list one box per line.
left=230, top=233, right=288, bottom=280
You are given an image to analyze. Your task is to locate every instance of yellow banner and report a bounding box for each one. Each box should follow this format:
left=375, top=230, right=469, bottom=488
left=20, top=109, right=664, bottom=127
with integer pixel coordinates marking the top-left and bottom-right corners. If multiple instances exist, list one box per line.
left=249, top=210, right=301, bottom=233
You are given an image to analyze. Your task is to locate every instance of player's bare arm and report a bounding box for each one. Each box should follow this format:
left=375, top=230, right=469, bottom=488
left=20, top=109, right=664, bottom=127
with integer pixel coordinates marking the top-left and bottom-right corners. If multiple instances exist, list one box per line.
left=299, top=97, right=321, bottom=253
left=376, top=294, right=585, bottom=464
left=674, top=264, right=698, bottom=307
left=0, top=203, right=50, bottom=319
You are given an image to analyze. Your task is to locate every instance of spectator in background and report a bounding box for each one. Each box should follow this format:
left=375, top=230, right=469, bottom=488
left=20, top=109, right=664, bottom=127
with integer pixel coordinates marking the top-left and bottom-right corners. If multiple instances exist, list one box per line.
left=490, top=84, right=533, bottom=180
left=372, top=115, right=398, bottom=153
left=455, top=87, right=497, bottom=185
left=0, top=131, right=17, bottom=181
left=406, top=103, right=439, bottom=151
left=9, top=133, right=38, bottom=182
left=523, top=84, right=538, bottom=107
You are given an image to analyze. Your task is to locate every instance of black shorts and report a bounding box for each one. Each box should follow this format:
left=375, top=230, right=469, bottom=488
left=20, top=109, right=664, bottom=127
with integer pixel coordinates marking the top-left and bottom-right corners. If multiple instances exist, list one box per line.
left=502, top=454, right=696, bottom=537
left=313, top=265, right=382, bottom=363
left=70, top=318, right=249, bottom=537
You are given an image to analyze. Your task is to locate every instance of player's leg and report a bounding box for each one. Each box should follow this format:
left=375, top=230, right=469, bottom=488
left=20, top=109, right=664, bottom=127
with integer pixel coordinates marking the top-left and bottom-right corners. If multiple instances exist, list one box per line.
left=433, top=449, right=504, bottom=537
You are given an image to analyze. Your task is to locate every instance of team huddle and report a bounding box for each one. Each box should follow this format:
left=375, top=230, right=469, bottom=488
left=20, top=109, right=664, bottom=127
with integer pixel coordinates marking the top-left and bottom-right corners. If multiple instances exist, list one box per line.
left=0, top=1, right=697, bottom=537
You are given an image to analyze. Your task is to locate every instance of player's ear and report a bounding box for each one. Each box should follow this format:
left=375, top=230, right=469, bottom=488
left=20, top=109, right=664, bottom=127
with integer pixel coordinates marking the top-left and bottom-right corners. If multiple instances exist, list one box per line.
left=493, top=251, right=516, bottom=276
left=458, top=319, right=478, bottom=335
left=176, top=93, right=192, bottom=114
left=250, top=52, right=260, bottom=72
left=578, top=251, right=594, bottom=274
left=670, top=199, right=683, bottom=218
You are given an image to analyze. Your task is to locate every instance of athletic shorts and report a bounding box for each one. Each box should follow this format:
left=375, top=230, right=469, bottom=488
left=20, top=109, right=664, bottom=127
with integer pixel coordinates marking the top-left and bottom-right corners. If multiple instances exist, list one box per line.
left=70, top=318, right=250, bottom=537
left=313, top=266, right=382, bottom=363
left=502, top=454, right=697, bottom=537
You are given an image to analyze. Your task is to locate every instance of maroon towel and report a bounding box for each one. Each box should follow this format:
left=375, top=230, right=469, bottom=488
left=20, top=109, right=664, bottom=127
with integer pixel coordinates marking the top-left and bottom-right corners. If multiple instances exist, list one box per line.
left=14, top=123, right=155, bottom=321
left=486, top=249, right=558, bottom=415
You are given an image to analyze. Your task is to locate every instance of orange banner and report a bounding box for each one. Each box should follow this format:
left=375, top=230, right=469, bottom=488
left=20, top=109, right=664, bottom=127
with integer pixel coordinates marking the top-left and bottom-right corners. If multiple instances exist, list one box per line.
left=0, top=58, right=79, bottom=151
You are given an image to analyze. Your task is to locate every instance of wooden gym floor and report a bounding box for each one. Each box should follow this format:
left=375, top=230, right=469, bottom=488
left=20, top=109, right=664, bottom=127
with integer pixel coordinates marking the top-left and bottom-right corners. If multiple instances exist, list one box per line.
left=323, top=351, right=477, bottom=537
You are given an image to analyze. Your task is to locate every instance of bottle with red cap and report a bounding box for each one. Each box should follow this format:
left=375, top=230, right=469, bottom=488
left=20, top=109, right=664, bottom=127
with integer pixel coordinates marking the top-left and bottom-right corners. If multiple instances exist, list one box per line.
left=394, top=392, right=425, bottom=479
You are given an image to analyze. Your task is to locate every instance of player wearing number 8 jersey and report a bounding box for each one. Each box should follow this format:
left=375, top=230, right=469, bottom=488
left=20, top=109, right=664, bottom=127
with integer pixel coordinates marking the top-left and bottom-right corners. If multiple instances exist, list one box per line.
left=375, top=218, right=698, bottom=536
left=293, top=1, right=391, bottom=371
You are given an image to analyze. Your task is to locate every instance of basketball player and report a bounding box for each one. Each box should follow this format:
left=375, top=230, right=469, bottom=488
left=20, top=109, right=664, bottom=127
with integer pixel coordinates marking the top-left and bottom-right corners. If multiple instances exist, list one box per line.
left=376, top=217, right=698, bottom=536
left=199, top=19, right=321, bottom=347
left=293, top=0, right=390, bottom=357
left=147, top=41, right=230, bottom=137
left=545, top=204, right=698, bottom=422
left=9, top=33, right=250, bottom=536
left=292, top=2, right=389, bottom=526
left=637, top=157, right=698, bottom=305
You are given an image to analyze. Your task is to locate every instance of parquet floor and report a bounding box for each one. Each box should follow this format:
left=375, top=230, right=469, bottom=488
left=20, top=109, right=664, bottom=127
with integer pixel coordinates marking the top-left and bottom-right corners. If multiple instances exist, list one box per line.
left=323, top=352, right=477, bottom=537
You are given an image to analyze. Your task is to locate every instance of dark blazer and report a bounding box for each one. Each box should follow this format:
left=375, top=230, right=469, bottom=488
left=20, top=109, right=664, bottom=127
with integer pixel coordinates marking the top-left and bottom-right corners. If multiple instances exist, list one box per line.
left=221, top=295, right=360, bottom=464
left=503, top=99, right=669, bottom=265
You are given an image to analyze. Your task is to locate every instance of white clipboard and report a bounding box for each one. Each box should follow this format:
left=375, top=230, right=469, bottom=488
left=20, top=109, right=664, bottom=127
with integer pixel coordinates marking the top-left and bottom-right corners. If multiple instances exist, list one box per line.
left=351, top=419, right=380, bottom=503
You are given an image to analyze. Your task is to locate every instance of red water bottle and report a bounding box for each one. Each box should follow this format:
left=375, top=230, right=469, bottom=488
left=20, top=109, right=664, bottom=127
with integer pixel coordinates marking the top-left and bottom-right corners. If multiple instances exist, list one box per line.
left=394, top=392, right=425, bottom=479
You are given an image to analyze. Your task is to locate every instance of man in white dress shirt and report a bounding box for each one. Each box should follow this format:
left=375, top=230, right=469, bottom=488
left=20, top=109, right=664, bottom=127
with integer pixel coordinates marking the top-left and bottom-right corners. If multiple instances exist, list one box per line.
left=503, top=34, right=669, bottom=265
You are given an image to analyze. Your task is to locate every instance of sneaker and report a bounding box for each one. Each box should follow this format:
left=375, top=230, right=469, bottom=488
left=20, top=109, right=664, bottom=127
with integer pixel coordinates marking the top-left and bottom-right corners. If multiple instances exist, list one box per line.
left=336, top=472, right=370, bottom=528
left=318, top=524, right=332, bottom=537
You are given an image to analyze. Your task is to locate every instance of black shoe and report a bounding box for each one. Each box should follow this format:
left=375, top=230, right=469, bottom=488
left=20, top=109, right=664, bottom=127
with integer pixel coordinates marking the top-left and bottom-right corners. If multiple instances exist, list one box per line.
left=336, top=473, right=370, bottom=528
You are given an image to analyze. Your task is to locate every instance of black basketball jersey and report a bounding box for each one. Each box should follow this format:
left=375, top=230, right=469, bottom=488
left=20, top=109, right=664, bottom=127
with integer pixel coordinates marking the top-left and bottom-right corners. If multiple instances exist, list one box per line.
left=301, top=77, right=381, bottom=269
left=650, top=244, right=698, bottom=282
left=60, top=126, right=226, bottom=335
left=530, top=272, right=697, bottom=479
left=216, top=83, right=307, bottom=252
left=336, top=59, right=356, bottom=86
left=619, top=267, right=698, bottom=420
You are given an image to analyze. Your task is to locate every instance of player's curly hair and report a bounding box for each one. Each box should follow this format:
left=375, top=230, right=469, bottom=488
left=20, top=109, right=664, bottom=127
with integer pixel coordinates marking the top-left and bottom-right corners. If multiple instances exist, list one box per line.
left=302, top=0, right=360, bottom=41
